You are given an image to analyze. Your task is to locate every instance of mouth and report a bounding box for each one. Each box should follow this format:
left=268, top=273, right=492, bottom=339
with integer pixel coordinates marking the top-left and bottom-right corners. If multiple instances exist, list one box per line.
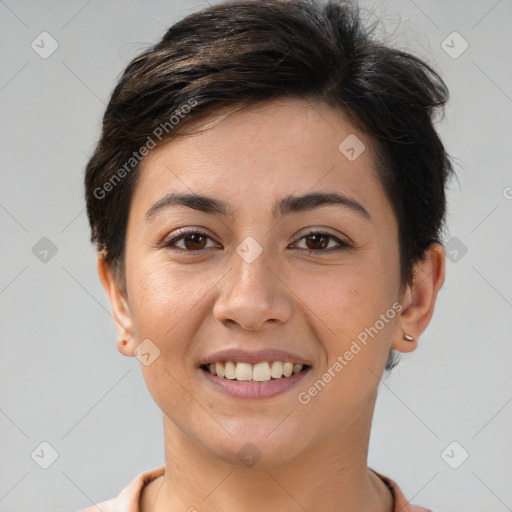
left=198, top=348, right=313, bottom=399
left=200, top=360, right=311, bottom=382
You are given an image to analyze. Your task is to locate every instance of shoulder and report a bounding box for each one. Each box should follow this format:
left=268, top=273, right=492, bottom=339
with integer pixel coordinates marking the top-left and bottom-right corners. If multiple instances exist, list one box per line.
left=76, top=466, right=166, bottom=512
left=371, top=469, right=433, bottom=512
left=78, top=499, right=116, bottom=512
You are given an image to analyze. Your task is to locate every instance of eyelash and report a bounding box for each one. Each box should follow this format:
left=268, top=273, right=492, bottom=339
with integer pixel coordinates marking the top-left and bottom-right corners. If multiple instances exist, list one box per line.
left=163, top=229, right=351, bottom=257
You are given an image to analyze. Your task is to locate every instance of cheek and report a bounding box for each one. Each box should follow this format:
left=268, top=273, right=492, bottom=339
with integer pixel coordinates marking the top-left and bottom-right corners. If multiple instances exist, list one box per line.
left=296, top=262, right=387, bottom=337
left=294, top=257, right=397, bottom=394
left=128, top=262, right=210, bottom=423
left=128, top=259, right=213, bottom=337
left=295, top=267, right=395, bottom=430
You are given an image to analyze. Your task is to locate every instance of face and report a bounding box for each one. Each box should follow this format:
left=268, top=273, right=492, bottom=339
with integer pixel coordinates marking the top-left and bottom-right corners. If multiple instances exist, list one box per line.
left=108, top=98, right=409, bottom=467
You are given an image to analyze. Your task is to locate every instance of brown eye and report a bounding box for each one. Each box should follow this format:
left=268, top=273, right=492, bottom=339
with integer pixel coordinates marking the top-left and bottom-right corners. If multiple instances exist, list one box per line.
left=164, top=230, right=217, bottom=252
left=182, top=233, right=207, bottom=250
left=294, top=230, right=350, bottom=256
left=304, top=233, right=330, bottom=250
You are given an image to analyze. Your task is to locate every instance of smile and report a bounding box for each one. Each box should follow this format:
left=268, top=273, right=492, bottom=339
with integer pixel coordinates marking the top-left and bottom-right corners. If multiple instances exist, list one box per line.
left=200, top=361, right=310, bottom=381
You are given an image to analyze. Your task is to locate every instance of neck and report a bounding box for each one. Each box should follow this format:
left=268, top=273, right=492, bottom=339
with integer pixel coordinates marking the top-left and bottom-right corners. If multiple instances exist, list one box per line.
left=146, top=394, right=393, bottom=512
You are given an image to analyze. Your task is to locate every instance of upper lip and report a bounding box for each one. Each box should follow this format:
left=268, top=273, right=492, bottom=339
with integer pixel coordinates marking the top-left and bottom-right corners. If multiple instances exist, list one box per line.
left=200, top=348, right=312, bottom=366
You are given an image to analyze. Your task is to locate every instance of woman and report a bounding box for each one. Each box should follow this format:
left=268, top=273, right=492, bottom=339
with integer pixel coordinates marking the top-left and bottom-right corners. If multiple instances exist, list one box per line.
left=81, top=0, right=453, bottom=510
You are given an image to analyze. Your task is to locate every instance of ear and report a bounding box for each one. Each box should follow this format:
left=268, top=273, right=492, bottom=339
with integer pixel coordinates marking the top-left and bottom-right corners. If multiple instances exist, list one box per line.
left=392, top=243, right=446, bottom=353
left=96, top=252, right=137, bottom=357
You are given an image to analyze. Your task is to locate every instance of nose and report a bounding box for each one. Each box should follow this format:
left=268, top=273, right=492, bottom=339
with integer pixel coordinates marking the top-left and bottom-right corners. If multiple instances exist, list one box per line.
left=212, top=245, right=293, bottom=331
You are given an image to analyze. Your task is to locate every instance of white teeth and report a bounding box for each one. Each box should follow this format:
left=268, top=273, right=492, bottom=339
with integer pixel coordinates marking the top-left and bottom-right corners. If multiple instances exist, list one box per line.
left=215, top=361, right=225, bottom=378
left=271, top=361, right=283, bottom=378
left=224, top=361, right=236, bottom=379
left=253, top=362, right=271, bottom=381
left=235, top=362, right=253, bottom=381
left=283, top=362, right=293, bottom=377
left=204, top=360, right=307, bottom=381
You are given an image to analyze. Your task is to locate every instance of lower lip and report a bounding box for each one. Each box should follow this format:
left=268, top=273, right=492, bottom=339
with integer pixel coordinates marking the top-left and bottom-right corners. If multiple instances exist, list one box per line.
left=200, top=367, right=311, bottom=399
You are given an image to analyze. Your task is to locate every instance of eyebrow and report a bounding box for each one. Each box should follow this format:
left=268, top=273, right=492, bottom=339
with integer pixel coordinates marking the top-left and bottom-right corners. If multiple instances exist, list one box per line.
left=144, top=191, right=371, bottom=223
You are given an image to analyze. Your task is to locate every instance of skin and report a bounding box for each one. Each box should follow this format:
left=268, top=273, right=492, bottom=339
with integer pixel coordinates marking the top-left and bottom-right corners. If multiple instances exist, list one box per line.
left=98, top=97, right=445, bottom=512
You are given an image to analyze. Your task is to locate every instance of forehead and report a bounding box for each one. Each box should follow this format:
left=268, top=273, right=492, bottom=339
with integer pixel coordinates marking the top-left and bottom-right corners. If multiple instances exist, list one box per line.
left=130, top=97, right=392, bottom=223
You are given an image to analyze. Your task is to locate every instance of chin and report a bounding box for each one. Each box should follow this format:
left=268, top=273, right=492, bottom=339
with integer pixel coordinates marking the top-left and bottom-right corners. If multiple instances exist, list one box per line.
left=204, top=419, right=313, bottom=470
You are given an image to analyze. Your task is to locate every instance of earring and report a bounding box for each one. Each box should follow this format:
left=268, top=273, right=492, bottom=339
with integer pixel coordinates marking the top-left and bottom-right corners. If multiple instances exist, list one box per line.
left=403, top=333, right=415, bottom=341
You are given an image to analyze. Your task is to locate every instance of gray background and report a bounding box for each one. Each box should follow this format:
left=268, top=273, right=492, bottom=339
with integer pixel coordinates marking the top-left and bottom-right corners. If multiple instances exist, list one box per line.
left=1, top=1, right=511, bottom=511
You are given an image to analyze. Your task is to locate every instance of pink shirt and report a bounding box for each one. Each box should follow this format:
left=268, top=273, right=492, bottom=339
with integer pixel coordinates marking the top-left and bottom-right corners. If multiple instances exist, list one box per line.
left=78, top=466, right=432, bottom=512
